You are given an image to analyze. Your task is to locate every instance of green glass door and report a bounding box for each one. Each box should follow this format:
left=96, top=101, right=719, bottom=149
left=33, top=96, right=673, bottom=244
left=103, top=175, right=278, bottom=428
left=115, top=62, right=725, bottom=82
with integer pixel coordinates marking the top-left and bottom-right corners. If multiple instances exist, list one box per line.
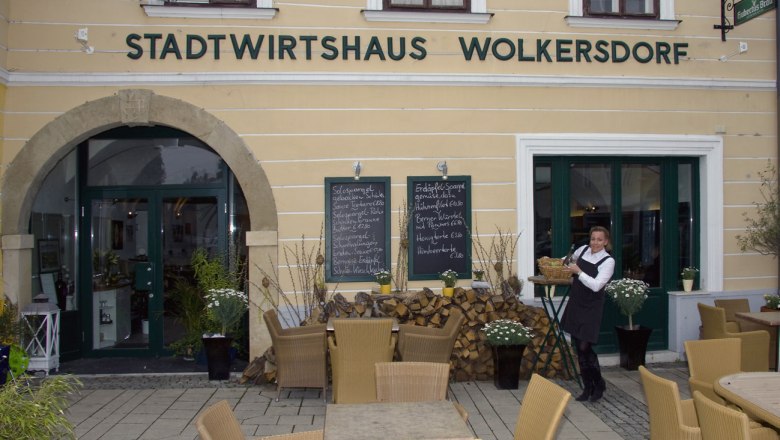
left=534, top=157, right=699, bottom=353
left=83, top=191, right=222, bottom=356
left=84, top=193, right=156, bottom=355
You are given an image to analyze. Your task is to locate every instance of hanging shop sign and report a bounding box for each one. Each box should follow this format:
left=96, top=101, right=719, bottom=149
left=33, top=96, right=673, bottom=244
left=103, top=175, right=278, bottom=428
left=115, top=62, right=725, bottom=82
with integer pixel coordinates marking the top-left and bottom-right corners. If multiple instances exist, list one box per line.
left=734, top=0, right=776, bottom=25
left=125, top=33, right=688, bottom=65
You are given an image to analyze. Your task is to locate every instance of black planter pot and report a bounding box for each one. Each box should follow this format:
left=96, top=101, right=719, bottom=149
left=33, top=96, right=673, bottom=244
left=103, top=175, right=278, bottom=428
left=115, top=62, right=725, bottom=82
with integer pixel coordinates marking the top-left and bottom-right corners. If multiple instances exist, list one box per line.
left=202, top=336, right=233, bottom=380
left=614, top=325, right=653, bottom=371
left=492, top=345, right=527, bottom=389
left=0, top=345, right=9, bottom=386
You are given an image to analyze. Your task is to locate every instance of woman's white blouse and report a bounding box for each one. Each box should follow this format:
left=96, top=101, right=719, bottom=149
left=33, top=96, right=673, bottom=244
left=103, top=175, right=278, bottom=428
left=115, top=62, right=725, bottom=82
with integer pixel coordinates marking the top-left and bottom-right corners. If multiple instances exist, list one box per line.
left=571, top=245, right=615, bottom=293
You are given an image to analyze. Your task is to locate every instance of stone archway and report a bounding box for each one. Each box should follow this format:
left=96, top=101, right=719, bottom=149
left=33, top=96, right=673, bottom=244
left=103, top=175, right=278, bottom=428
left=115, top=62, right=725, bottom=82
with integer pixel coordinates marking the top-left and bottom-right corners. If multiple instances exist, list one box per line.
left=1, top=89, right=278, bottom=357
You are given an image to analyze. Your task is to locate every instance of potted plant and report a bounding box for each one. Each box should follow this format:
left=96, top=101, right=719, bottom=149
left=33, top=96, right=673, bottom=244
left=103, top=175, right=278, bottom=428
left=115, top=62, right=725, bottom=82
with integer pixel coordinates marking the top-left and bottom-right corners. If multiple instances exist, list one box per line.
left=192, top=247, right=247, bottom=380
left=374, top=270, right=392, bottom=294
left=202, top=287, right=248, bottom=380
left=681, top=266, right=699, bottom=292
left=439, top=269, right=458, bottom=297
left=482, top=318, right=534, bottom=389
left=606, top=278, right=651, bottom=370
left=763, top=293, right=780, bottom=312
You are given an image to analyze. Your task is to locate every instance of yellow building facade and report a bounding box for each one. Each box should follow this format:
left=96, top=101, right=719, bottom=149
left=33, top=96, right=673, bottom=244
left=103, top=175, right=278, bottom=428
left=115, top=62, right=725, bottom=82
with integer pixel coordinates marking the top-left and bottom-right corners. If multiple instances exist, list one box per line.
left=0, top=0, right=776, bottom=362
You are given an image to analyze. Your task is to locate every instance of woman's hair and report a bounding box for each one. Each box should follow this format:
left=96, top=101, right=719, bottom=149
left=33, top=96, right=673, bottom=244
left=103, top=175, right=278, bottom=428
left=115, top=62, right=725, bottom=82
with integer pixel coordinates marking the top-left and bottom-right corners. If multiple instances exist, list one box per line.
left=589, top=226, right=611, bottom=250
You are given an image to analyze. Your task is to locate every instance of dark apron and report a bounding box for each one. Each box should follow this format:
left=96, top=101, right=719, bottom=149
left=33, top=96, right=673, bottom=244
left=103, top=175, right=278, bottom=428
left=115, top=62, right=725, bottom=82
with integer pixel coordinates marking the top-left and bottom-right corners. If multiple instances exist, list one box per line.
left=560, top=249, right=613, bottom=344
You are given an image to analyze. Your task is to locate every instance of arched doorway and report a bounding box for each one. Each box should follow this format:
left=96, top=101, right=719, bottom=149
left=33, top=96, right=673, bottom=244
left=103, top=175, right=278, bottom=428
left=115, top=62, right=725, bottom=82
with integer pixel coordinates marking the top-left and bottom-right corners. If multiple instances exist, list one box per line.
left=1, top=90, right=278, bottom=359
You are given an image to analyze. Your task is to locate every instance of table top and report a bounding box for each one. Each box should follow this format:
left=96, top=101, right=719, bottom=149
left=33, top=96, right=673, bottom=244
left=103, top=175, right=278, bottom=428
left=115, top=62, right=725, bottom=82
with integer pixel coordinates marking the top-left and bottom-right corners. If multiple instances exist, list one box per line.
left=715, top=372, right=780, bottom=429
left=735, top=311, right=780, bottom=327
left=324, top=400, right=475, bottom=440
left=527, top=275, right=573, bottom=286
left=326, top=317, right=399, bottom=332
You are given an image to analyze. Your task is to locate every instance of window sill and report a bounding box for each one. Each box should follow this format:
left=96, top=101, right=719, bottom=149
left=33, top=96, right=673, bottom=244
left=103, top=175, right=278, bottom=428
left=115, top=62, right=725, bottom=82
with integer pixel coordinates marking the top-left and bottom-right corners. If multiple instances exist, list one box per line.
left=362, top=10, right=492, bottom=24
left=142, top=4, right=277, bottom=19
left=565, top=16, right=680, bottom=30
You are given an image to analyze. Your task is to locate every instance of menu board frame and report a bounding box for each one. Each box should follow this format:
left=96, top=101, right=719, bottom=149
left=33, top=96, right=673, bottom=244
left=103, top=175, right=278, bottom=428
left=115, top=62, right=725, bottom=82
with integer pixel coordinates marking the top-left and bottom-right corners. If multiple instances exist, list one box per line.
left=407, top=175, right=472, bottom=281
left=324, top=177, right=391, bottom=282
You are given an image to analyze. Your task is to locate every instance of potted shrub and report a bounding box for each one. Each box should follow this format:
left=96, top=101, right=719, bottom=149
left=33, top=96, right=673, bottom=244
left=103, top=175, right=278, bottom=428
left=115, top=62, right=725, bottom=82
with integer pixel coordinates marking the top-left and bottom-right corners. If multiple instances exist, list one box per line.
left=606, top=278, right=651, bottom=370
left=439, top=269, right=458, bottom=297
left=482, top=319, right=534, bottom=389
left=192, top=247, right=247, bottom=380
left=763, top=293, right=780, bottom=312
left=374, top=270, right=392, bottom=294
left=681, top=266, right=699, bottom=292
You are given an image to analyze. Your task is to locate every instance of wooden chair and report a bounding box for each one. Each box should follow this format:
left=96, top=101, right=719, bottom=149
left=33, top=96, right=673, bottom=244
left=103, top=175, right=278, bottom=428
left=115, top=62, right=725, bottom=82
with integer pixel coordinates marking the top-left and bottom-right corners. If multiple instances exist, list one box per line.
left=639, top=365, right=702, bottom=440
left=195, top=400, right=325, bottom=440
left=715, top=299, right=779, bottom=370
left=684, top=338, right=741, bottom=405
left=397, top=307, right=465, bottom=363
left=263, top=309, right=328, bottom=401
left=697, top=303, right=770, bottom=372
left=513, top=373, right=571, bottom=440
left=693, top=391, right=778, bottom=440
left=328, top=318, right=396, bottom=403
left=374, top=361, right=469, bottom=421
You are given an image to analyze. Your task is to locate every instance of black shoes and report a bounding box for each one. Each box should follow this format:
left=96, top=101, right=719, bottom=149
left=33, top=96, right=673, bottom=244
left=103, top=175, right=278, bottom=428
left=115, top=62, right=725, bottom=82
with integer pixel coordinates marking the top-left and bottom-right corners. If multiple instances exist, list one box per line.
left=575, top=386, right=593, bottom=402
left=589, top=377, right=606, bottom=402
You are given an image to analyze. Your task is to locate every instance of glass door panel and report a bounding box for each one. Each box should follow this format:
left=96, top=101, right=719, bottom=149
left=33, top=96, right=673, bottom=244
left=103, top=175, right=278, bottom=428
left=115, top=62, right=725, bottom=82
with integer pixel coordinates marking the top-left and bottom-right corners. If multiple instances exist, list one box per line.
left=569, top=163, right=612, bottom=247
left=621, top=164, right=661, bottom=287
left=162, top=196, right=219, bottom=349
left=90, top=197, right=150, bottom=350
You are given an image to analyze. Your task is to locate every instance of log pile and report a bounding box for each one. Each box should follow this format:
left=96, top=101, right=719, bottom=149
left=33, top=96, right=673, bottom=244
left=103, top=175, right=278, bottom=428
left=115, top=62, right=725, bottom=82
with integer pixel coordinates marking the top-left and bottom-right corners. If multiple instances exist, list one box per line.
left=250, top=287, right=575, bottom=383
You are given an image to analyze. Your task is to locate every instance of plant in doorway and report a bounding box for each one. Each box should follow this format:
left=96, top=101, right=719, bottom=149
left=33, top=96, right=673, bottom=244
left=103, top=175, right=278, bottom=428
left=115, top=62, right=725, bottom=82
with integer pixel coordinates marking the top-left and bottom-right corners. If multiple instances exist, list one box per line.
left=192, top=247, right=247, bottom=380
left=606, top=278, right=652, bottom=370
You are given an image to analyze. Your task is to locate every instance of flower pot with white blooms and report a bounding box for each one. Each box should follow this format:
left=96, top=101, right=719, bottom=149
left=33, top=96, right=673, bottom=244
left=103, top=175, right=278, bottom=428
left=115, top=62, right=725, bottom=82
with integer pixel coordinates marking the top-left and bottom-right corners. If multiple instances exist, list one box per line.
left=483, top=319, right=534, bottom=389
left=606, top=278, right=651, bottom=371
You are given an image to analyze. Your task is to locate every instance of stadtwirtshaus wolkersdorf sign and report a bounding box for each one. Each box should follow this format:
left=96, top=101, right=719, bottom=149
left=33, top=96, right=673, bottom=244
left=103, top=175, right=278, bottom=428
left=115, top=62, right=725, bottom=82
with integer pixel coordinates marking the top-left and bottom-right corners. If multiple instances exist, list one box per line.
left=734, top=0, right=776, bottom=26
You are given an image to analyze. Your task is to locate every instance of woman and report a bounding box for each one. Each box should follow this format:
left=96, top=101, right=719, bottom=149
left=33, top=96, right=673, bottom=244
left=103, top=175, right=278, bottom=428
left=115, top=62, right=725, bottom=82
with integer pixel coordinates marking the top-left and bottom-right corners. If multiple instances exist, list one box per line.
left=560, top=226, right=615, bottom=402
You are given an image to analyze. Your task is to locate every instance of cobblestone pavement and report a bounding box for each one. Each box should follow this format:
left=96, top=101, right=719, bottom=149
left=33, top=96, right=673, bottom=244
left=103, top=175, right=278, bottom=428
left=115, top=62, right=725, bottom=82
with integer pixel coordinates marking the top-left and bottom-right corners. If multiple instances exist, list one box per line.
left=65, top=362, right=690, bottom=439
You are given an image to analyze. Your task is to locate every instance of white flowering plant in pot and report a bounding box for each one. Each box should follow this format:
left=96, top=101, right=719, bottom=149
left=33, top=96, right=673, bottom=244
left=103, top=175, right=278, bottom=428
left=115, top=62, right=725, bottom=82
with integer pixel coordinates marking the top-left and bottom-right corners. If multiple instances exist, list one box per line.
left=204, top=288, right=248, bottom=337
left=374, top=270, right=392, bottom=286
left=764, top=293, right=780, bottom=310
left=482, top=319, right=534, bottom=346
left=439, top=269, right=459, bottom=288
left=606, top=278, right=649, bottom=330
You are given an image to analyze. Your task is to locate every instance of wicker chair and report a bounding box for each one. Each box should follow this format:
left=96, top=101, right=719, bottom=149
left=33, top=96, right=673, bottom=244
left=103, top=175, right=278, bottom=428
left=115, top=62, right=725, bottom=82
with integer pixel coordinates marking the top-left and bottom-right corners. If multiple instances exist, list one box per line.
left=263, top=309, right=328, bottom=401
left=374, top=361, right=469, bottom=421
left=697, top=303, right=770, bottom=372
left=639, top=365, right=702, bottom=440
left=684, top=338, right=741, bottom=406
left=513, top=373, right=571, bottom=440
left=715, top=299, right=779, bottom=370
left=397, top=307, right=465, bottom=363
left=195, top=400, right=324, bottom=440
left=693, top=391, right=779, bottom=440
left=328, top=318, right=396, bottom=403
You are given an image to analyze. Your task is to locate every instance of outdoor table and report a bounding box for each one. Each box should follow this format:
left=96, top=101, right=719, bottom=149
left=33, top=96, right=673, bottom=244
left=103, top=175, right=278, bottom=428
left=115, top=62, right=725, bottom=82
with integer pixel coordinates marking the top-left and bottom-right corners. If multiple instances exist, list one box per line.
left=324, top=400, right=475, bottom=440
left=735, top=311, right=780, bottom=371
left=527, top=275, right=580, bottom=387
left=714, top=372, right=780, bottom=429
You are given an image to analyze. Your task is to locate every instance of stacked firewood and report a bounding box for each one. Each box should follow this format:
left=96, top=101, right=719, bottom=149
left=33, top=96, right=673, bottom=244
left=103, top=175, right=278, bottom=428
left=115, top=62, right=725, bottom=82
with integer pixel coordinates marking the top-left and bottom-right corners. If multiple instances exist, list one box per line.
left=249, top=287, right=575, bottom=384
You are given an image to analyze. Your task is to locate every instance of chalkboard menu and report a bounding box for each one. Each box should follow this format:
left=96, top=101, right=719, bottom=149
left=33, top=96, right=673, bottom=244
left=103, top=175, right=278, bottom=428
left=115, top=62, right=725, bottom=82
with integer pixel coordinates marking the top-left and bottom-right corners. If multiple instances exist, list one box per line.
left=325, top=177, right=391, bottom=282
left=408, top=176, right=471, bottom=280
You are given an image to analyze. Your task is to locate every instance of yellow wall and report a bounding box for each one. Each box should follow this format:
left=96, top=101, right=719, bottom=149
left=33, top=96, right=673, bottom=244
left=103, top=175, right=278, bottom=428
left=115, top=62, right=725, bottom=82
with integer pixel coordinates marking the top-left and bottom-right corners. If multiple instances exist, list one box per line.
left=0, top=0, right=777, bottom=297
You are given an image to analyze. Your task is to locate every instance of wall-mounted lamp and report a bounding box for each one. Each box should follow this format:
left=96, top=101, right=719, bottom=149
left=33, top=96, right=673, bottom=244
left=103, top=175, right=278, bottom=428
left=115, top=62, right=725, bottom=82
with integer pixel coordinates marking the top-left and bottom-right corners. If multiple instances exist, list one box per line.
left=352, top=161, right=362, bottom=180
left=719, top=41, right=748, bottom=62
left=74, top=27, right=94, bottom=54
left=437, top=161, right=448, bottom=180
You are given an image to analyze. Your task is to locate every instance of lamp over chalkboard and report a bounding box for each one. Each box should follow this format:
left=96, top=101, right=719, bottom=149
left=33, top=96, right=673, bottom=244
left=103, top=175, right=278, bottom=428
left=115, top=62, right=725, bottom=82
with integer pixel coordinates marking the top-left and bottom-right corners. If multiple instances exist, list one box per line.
left=352, top=161, right=362, bottom=180
left=437, top=161, right=448, bottom=180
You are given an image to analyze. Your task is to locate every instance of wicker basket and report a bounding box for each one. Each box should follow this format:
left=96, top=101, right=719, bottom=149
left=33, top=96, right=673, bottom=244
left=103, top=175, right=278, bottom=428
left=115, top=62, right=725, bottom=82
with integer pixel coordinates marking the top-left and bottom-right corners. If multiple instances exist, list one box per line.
left=537, top=256, right=571, bottom=281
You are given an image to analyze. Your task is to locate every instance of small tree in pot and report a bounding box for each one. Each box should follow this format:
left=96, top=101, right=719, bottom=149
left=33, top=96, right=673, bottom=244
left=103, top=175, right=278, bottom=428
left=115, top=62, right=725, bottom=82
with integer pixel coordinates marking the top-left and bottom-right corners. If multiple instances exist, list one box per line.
left=606, top=278, right=651, bottom=370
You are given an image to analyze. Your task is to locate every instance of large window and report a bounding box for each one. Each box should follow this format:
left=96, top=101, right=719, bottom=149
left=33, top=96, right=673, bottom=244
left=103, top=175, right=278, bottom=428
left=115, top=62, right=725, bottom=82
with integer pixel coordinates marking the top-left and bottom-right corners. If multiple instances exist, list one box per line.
left=385, top=0, right=469, bottom=11
left=584, top=0, right=658, bottom=18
